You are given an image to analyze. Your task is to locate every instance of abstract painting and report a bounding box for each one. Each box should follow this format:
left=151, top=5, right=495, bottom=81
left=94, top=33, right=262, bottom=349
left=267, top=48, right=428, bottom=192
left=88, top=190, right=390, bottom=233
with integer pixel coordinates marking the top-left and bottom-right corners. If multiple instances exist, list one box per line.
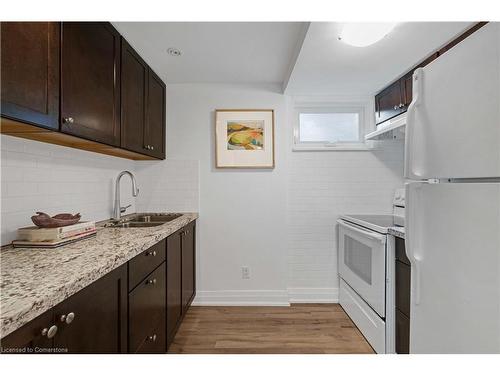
left=226, top=120, right=264, bottom=150
left=215, top=109, right=274, bottom=168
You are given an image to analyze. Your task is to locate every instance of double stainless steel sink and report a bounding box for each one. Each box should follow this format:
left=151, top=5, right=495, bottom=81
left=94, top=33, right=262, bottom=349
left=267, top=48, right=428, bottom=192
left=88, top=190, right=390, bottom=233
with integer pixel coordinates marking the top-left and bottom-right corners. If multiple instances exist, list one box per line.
left=104, top=213, right=182, bottom=228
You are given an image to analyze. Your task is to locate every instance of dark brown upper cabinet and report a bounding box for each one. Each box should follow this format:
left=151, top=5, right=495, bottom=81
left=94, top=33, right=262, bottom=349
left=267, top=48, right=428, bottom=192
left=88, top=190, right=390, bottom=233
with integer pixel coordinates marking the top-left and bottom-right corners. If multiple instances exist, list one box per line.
left=0, top=22, right=60, bottom=130
left=375, top=79, right=404, bottom=125
left=121, top=39, right=166, bottom=159
left=1, top=21, right=166, bottom=160
left=61, top=22, right=121, bottom=147
left=374, top=22, right=486, bottom=126
left=144, top=69, right=166, bottom=159
left=121, top=38, right=148, bottom=154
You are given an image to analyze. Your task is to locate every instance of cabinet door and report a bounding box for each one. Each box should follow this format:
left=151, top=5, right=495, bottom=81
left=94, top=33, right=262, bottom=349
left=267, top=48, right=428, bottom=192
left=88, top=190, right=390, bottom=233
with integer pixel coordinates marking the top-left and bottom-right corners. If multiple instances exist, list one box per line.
left=121, top=38, right=148, bottom=154
left=0, top=309, right=55, bottom=353
left=0, top=22, right=59, bottom=130
left=375, top=79, right=403, bottom=125
left=166, top=232, right=182, bottom=347
left=135, top=319, right=166, bottom=354
left=128, top=263, right=166, bottom=352
left=181, top=223, right=196, bottom=314
left=61, top=22, right=121, bottom=146
left=144, top=69, right=166, bottom=159
left=52, top=265, right=127, bottom=353
left=401, top=72, right=413, bottom=108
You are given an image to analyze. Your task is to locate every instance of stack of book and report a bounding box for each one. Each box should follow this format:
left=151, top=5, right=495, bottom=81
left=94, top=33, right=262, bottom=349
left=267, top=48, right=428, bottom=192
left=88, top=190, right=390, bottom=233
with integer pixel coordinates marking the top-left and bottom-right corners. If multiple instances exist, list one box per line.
left=13, top=221, right=97, bottom=248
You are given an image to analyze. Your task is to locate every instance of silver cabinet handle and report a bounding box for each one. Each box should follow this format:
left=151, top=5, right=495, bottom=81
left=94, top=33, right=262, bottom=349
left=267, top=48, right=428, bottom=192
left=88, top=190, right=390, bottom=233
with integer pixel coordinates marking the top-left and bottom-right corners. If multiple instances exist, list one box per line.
left=146, top=278, right=157, bottom=285
left=151, top=146, right=154, bottom=150
left=393, top=105, right=399, bottom=110
left=147, top=250, right=157, bottom=257
left=41, top=325, right=58, bottom=339
left=60, top=312, right=75, bottom=325
left=399, top=103, right=405, bottom=108
left=63, top=117, right=74, bottom=124
left=148, top=334, right=157, bottom=342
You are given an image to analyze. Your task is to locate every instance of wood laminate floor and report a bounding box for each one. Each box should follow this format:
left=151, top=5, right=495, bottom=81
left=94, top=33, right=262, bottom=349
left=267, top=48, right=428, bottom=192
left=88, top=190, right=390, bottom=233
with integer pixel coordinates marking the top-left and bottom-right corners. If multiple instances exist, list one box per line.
left=168, top=304, right=374, bottom=354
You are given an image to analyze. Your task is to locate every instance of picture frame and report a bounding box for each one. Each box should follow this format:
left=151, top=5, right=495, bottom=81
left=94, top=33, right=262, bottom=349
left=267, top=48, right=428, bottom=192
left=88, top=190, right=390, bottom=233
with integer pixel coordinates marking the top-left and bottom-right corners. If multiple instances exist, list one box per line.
left=215, top=109, right=275, bottom=169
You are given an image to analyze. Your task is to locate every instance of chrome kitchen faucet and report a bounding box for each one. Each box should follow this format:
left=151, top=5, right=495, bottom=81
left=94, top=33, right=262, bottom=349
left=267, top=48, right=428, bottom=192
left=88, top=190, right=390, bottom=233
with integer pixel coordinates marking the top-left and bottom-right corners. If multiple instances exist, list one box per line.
left=113, top=171, right=139, bottom=221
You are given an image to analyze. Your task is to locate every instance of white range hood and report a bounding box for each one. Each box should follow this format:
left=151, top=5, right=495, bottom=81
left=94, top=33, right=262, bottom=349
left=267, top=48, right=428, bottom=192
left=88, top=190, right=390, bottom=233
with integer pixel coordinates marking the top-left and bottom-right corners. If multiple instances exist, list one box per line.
left=365, top=112, right=406, bottom=141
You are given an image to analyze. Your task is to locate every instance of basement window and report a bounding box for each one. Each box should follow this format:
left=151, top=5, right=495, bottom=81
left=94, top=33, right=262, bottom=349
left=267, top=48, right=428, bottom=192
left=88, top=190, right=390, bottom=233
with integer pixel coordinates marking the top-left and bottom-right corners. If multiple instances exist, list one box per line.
left=293, top=105, right=370, bottom=151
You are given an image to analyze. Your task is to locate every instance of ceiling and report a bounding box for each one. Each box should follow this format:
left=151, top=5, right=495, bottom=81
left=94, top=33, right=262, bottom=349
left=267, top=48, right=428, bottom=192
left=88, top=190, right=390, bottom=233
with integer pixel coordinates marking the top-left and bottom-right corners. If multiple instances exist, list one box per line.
left=114, top=22, right=474, bottom=96
left=113, top=22, right=306, bottom=85
left=284, top=22, right=473, bottom=96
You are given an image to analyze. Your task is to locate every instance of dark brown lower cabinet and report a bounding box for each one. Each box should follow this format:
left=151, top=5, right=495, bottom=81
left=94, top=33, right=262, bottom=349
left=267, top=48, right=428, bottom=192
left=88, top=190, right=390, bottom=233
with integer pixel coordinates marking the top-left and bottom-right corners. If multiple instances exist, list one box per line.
left=1, top=264, right=127, bottom=353
left=1, top=221, right=196, bottom=354
left=52, top=265, right=128, bottom=353
left=181, top=222, right=196, bottom=314
left=129, top=263, right=166, bottom=353
left=166, top=231, right=182, bottom=347
left=395, top=237, right=411, bottom=354
left=0, top=309, right=54, bottom=353
left=135, top=319, right=166, bottom=354
left=396, top=310, right=410, bottom=354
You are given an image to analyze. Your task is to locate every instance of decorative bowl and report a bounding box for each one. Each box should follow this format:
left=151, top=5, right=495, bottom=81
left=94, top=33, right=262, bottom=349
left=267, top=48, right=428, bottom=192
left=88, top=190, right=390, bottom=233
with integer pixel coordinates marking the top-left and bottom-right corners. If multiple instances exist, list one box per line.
left=31, top=212, right=81, bottom=228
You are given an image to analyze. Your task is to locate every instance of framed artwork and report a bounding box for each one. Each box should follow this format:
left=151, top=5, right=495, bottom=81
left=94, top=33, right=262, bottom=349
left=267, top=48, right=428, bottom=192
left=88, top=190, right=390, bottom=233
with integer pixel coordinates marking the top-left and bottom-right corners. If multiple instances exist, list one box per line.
left=215, top=109, right=275, bottom=168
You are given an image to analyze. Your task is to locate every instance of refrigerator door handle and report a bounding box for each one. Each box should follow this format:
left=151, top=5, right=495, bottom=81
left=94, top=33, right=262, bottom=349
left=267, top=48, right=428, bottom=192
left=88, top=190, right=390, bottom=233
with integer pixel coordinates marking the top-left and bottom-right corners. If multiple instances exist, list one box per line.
left=405, top=182, right=424, bottom=305
left=404, top=68, right=423, bottom=180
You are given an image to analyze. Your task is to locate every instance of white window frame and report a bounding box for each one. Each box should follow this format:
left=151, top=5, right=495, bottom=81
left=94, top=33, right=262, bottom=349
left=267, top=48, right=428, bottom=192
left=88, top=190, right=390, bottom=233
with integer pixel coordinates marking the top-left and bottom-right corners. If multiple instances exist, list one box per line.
left=293, top=103, right=372, bottom=151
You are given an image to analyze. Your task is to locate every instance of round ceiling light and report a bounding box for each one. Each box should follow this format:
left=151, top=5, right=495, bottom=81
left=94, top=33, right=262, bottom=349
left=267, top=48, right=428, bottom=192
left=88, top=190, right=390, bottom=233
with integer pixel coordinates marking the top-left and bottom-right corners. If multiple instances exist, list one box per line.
left=338, top=23, right=397, bottom=47
left=167, top=47, right=182, bottom=56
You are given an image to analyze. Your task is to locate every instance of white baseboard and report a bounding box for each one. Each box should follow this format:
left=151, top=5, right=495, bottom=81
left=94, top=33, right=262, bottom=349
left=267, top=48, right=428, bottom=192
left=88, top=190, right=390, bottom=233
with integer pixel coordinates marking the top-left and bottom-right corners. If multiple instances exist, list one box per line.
left=287, top=287, right=339, bottom=303
left=192, top=290, right=290, bottom=306
left=191, top=288, right=339, bottom=306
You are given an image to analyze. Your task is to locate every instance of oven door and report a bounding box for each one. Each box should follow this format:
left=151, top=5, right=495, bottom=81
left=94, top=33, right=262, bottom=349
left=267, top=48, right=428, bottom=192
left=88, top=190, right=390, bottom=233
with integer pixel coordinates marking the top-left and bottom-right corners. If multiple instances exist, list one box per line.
left=338, top=219, right=387, bottom=317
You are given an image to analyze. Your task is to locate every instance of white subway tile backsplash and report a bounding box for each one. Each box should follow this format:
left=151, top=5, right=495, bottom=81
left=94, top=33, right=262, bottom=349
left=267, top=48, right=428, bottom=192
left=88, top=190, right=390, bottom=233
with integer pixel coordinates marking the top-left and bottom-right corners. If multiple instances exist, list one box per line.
left=0, top=135, right=137, bottom=245
left=287, top=140, right=404, bottom=292
left=1, top=136, right=200, bottom=246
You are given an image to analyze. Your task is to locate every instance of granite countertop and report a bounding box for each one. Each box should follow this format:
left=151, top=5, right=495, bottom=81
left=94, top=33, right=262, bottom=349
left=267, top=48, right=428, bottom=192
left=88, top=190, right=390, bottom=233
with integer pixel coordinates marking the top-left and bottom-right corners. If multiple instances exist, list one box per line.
left=0, top=212, right=198, bottom=339
left=388, top=226, right=405, bottom=239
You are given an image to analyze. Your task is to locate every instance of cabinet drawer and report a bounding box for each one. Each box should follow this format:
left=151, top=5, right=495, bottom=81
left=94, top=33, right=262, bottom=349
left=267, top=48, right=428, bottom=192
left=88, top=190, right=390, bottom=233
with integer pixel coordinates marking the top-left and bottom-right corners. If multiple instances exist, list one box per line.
left=128, top=263, right=166, bottom=352
left=395, top=260, right=411, bottom=317
left=395, top=237, right=410, bottom=265
left=128, top=239, right=166, bottom=291
left=396, top=309, right=410, bottom=354
left=135, top=319, right=166, bottom=353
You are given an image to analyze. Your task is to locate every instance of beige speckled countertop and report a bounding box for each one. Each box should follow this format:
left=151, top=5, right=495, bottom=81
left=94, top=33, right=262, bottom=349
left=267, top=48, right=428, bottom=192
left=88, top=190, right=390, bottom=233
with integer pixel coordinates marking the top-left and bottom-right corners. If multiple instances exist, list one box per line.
left=0, top=212, right=198, bottom=339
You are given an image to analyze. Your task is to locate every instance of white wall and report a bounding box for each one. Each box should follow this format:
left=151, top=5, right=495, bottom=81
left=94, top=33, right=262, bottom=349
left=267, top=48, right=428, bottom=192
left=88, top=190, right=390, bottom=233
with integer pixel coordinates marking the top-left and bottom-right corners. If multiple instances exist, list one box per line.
left=163, top=83, right=404, bottom=305
left=166, top=83, right=290, bottom=305
left=0, top=135, right=137, bottom=245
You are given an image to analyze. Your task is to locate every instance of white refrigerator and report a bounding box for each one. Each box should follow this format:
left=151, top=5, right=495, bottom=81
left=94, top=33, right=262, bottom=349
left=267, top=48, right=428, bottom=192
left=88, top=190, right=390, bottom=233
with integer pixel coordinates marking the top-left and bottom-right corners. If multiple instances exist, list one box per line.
left=405, top=22, right=500, bottom=353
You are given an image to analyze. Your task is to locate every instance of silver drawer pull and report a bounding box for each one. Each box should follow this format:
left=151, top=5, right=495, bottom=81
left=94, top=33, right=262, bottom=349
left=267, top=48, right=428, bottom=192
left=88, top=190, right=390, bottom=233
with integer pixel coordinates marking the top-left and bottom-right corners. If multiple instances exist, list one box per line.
left=41, top=325, right=58, bottom=339
left=60, top=312, right=75, bottom=324
left=148, top=334, right=157, bottom=342
left=146, top=278, right=157, bottom=285
left=147, top=250, right=157, bottom=257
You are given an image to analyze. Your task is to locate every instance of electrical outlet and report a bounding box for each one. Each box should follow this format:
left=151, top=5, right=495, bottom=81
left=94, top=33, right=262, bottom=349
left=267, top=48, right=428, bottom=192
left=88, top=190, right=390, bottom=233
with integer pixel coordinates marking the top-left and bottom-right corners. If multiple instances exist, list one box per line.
left=241, top=266, right=250, bottom=279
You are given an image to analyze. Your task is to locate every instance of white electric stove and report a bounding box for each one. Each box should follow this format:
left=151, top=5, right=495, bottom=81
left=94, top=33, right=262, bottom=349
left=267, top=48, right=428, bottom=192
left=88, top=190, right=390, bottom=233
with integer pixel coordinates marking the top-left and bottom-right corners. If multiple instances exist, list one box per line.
left=337, top=189, right=405, bottom=354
